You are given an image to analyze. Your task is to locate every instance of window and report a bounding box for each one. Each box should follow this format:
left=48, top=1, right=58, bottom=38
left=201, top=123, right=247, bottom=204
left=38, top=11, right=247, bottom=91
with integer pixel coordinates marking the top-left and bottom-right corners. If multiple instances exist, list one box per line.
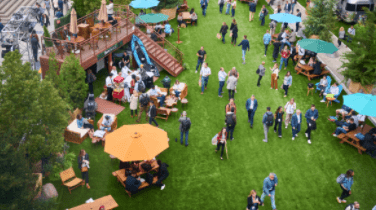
left=345, top=3, right=356, bottom=11
left=356, top=4, right=371, bottom=11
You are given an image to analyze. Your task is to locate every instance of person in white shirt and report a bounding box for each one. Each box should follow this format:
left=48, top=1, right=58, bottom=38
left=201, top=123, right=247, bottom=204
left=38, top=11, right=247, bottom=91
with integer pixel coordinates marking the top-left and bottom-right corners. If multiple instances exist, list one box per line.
left=53, top=0, right=59, bottom=16
left=200, top=62, right=211, bottom=94
left=149, top=85, right=166, bottom=107
left=218, top=67, right=227, bottom=98
left=284, top=98, right=296, bottom=128
left=346, top=25, right=355, bottom=42
left=269, top=63, right=280, bottom=90
left=172, top=80, right=184, bottom=99
left=321, top=82, right=339, bottom=102
left=100, top=115, right=113, bottom=131
left=110, top=66, right=117, bottom=78
left=107, top=0, right=114, bottom=21
left=106, top=73, right=114, bottom=101
left=280, top=30, right=291, bottom=51
left=121, top=65, right=132, bottom=78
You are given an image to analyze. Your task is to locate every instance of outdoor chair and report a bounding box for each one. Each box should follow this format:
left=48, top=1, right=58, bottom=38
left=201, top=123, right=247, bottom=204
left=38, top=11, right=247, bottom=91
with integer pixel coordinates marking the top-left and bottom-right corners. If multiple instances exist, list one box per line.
left=314, top=75, right=332, bottom=94
left=65, top=109, right=94, bottom=144
left=97, top=114, right=118, bottom=131
left=59, top=167, right=84, bottom=194
left=88, top=29, right=100, bottom=50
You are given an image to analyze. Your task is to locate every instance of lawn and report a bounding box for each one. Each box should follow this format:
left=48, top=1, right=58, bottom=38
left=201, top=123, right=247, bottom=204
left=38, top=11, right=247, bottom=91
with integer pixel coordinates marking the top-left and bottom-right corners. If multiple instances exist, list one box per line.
left=47, top=1, right=376, bottom=210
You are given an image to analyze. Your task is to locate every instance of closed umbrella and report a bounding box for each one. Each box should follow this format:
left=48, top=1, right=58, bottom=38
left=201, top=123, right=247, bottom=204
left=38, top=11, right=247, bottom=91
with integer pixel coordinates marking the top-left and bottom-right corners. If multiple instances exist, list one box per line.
left=104, top=124, right=169, bottom=162
left=139, top=13, right=168, bottom=23
left=297, top=39, right=338, bottom=54
left=343, top=93, right=376, bottom=117
left=69, top=8, right=78, bottom=35
left=269, top=13, right=301, bottom=23
left=129, top=0, right=160, bottom=9
left=97, top=0, right=108, bottom=22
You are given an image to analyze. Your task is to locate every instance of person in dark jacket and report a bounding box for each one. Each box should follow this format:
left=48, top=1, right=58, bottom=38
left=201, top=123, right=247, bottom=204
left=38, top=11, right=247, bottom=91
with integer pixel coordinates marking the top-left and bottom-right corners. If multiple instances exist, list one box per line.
left=141, top=163, right=154, bottom=185
left=291, top=109, right=302, bottom=140
left=125, top=172, right=142, bottom=194
left=333, top=118, right=356, bottom=137
left=238, top=35, right=250, bottom=64
left=41, top=14, right=50, bottom=28
left=87, top=69, right=96, bottom=94
left=225, top=107, right=237, bottom=141
left=230, top=19, right=238, bottom=45
left=247, top=190, right=262, bottom=210
left=272, top=40, right=282, bottom=62
left=148, top=101, right=158, bottom=127
left=219, top=22, right=228, bottom=44
left=249, top=1, right=256, bottom=21
left=273, top=106, right=284, bottom=138
left=31, top=34, right=40, bottom=62
left=78, top=149, right=90, bottom=189
left=360, top=128, right=376, bottom=157
left=58, top=0, right=64, bottom=15
left=155, top=160, right=169, bottom=190
left=305, top=104, right=319, bottom=144
left=312, top=59, right=322, bottom=75
left=287, top=45, right=297, bottom=66
left=246, top=95, right=258, bottom=128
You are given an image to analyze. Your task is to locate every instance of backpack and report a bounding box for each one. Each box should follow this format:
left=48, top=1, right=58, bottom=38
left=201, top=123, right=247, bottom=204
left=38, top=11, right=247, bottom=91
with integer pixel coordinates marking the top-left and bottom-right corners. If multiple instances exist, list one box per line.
left=336, top=174, right=345, bottom=184
left=226, top=114, right=235, bottom=127
left=345, top=204, right=355, bottom=210
left=265, top=113, right=274, bottom=126
left=140, top=94, right=149, bottom=107
left=309, top=120, right=317, bottom=130
left=181, top=118, right=191, bottom=131
left=137, top=81, right=145, bottom=93
left=277, top=33, right=283, bottom=41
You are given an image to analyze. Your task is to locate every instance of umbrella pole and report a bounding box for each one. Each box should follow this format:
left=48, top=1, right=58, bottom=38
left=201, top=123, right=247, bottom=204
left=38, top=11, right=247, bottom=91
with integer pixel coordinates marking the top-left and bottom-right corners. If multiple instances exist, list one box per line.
left=176, top=27, right=183, bottom=44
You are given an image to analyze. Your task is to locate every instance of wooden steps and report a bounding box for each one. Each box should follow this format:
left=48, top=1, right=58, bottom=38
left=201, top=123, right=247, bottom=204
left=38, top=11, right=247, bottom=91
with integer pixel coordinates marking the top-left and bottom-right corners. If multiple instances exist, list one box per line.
left=0, top=0, right=38, bottom=24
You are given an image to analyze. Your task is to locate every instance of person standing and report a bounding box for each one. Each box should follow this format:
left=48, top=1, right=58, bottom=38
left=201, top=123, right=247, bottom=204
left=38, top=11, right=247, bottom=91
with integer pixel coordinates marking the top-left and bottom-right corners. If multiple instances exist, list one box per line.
left=272, top=40, right=281, bottom=62
left=219, top=22, right=229, bottom=44
left=291, top=109, right=302, bottom=140
left=269, top=20, right=276, bottom=37
left=155, top=160, right=169, bottom=190
left=230, top=20, right=238, bottom=46
left=41, top=14, right=50, bottom=28
left=274, top=106, right=284, bottom=138
left=270, top=63, right=279, bottom=90
left=263, top=30, right=271, bottom=57
left=44, top=0, right=51, bottom=16
left=305, top=104, right=319, bottom=144
left=262, top=107, right=274, bottom=143
left=226, top=72, right=237, bottom=100
left=200, top=0, right=208, bottom=17
left=107, top=0, right=114, bottom=20
left=78, top=150, right=90, bottom=189
left=247, top=190, right=262, bottom=210
left=282, top=71, right=292, bottom=97
left=256, top=61, right=266, bottom=87
left=296, top=9, right=301, bottom=32
left=346, top=25, right=355, bottom=43
left=231, top=0, right=237, bottom=17
left=238, top=35, right=250, bottom=64
left=106, top=73, right=114, bottom=101
left=228, top=67, right=239, bottom=93
left=337, top=169, right=355, bottom=204
left=179, top=111, right=191, bottom=147
left=58, top=0, right=64, bottom=15
left=279, top=45, right=290, bottom=70
left=226, top=99, right=237, bottom=114
left=249, top=0, right=256, bottom=21
left=136, top=93, right=150, bottom=123
left=287, top=44, right=297, bottom=66
left=148, top=101, right=158, bottom=127
left=260, top=5, right=268, bottom=26
left=87, top=69, right=96, bottom=94
left=284, top=98, right=296, bottom=128
left=31, top=34, right=40, bottom=62
left=225, top=0, right=232, bottom=15
left=200, top=62, right=211, bottom=94
left=225, top=107, right=237, bottom=141
left=284, top=1, right=291, bottom=13
left=260, top=173, right=278, bottom=210
left=246, top=95, right=258, bottom=128
left=215, top=128, right=227, bottom=160
left=218, top=0, right=225, bottom=13
left=121, top=52, right=130, bottom=68
left=338, top=27, right=345, bottom=47
left=53, top=0, right=59, bottom=16
left=129, top=92, right=139, bottom=118
left=218, top=67, right=227, bottom=97
left=195, top=46, right=206, bottom=73
left=291, top=0, right=297, bottom=14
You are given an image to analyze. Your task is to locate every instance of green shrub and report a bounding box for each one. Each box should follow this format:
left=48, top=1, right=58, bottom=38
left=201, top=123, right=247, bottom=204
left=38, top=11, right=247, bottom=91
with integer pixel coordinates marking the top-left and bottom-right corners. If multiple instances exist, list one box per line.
left=54, top=8, right=72, bottom=30
left=43, top=26, right=53, bottom=47
left=154, top=0, right=183, bottom=11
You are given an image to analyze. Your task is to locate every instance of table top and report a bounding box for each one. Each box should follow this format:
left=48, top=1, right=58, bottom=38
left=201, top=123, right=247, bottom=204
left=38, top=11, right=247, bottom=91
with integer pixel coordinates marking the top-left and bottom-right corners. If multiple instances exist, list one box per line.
left=165, top=97, right=178, bottom=107
left=182, top=12, right=191, bottom=19
left=115, top=161, right=159, bottom=183
left=65, top=36, right=85, bottom=43
left=93, top=22, right=112, bottom=30
left=69, top=195, right=118, bottom=210
left=114, top=76, right=124, bottom=83
left=78, top=23, right=89, bottom=27
left=326, top=97, right=336, bottom=101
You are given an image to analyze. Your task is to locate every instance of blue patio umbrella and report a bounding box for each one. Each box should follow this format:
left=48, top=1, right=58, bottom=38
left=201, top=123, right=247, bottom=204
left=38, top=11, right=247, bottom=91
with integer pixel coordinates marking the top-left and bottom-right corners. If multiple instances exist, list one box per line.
left=343, top=93, right=376, bottom=117
left=269, top=13, right=302, bottom=23
left=129, top=0, right=160, bottom=9
left=139, top=13, right=168, bottom=23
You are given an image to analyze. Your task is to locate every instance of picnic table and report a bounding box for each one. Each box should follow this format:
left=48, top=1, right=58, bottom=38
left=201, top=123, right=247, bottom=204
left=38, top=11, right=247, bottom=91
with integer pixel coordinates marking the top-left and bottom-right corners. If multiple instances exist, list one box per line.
left=182, top=12, right=191, bottom=20
left=68, top=195, right=118, bottom=210
left=337, top=124, right=373, bottom=154
left=294, top=62, right=329, bottom=81
left=113, top=160, right=159, bottom=187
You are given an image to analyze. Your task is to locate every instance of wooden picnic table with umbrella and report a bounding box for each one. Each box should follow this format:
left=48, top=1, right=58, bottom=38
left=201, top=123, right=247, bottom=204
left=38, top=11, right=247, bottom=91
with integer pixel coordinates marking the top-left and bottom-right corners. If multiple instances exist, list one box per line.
left=104, top=124, right=169, bottom=162
left=67, top=8, right=84, bottom=53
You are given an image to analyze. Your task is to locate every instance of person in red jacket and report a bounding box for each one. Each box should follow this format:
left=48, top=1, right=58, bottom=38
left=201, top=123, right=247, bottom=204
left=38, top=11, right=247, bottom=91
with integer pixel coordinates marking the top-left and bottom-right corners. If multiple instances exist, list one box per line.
left=279, top=45, right=291, bottom=70
left=215, top=128, right=227, bottom=160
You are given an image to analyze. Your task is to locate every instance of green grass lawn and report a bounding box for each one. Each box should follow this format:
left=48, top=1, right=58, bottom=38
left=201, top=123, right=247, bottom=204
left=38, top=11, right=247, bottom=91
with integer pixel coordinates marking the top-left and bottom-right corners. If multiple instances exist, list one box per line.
left=47, top=1, right=376, bottom=209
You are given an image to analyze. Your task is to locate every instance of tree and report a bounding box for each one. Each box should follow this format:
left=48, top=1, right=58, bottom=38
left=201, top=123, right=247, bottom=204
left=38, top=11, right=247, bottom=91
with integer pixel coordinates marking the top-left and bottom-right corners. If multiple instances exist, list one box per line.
left=0, top=51, right=69, bottom=163
left=303, top=0, right=337, bottom=42
left=59, top=54, right=88, bottom=109
left=340, top=8, right=376, bottom=86
left=154, top=0, right=183, bottom=11
left=45, top=52, right=68, bottom=106
left=72, top=0, right=101, bottom=17
left=43, top=26, right=53, bottom=47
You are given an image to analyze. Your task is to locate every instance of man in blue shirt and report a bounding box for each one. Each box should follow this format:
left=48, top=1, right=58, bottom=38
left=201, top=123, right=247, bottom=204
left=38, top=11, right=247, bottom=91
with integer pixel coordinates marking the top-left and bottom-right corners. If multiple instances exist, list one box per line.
left=238, top=35, right=250, bottom=64
left=291, top=109, right=302, bottom=140
left=249, top=1, right=256, bottom=21
left=263, top=30, right=271, bottom=57
left=305, top=104, right=319, bottom=144
left=217, top=67, right=227, bottom=97
left=55, top=9, right=63, bottom=18
left=261, top=173, right=278, bottom=210
left=245, top=95, right=258, bottom=128
left=149, top=85, right=166, bottom=107
left=164, top=21, right=174, bottom=35
left=200, top=0, right=208, bottom=17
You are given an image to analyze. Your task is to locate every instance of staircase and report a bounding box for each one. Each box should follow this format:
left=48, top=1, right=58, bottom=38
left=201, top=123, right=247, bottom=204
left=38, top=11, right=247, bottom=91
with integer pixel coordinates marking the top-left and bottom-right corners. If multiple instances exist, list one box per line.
left=134, top=29, right=184, bottom=77
left=0, top=0, right=39, bottom=24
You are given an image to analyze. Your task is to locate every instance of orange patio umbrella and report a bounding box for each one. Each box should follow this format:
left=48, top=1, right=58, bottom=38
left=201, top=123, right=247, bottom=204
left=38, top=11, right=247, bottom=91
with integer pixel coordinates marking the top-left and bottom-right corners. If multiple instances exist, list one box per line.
left=104, top=124, right=169, bottom=162
left=97, top=0, right=108, bottom=22
left=69, top=8, right=78, bottom=35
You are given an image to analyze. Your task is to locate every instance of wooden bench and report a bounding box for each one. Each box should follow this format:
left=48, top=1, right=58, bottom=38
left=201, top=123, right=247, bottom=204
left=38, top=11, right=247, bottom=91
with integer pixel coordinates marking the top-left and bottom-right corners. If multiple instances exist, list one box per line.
left=68, top=195, right=118, bottom=210
left=156, top=107, right=171, bottom=121
left=295, top=63, right=329, bottom=81
left=59, top=167, right=84, bottom=194
left=338, top=125, right=373, bottom=154
left=125, top=176, right=159, bottom=197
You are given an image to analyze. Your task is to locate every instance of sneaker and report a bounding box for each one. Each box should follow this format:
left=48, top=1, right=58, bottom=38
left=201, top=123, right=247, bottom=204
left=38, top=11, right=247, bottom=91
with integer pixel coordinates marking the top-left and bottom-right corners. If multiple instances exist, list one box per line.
left=342, top=200, right=347, bottom=203
left=295, top=134, right=298, bottom=137
left=278, top=135, right=282, bottom=138
left=264, top=54, right=266, bottom=57
left=219, top=95, right=223, bottom=98
left=292, top=137, right=295, bottom=140
left=263, top=139, right=268, bottom=143
left=320, top=99, right=325, bottom=102
left=305, top=133, right=308, bottom=138
left=195, top=70, right=198, bottom=73
left=285, top=125, right=288, bottom=129
left=336, top=197, right=342, bottom=203
left=276, top=89, right=278, bottom=91
left=333, top=134, right=337, bottom=137
left=308, top=139, right=311, bottom=144
left=161, top=184, right=166, bottom=190
left=235, top=90, right=237, bottom=93
left=274, top=130, right=277, bottom=133
left=272, top=60, right=276, bottom=62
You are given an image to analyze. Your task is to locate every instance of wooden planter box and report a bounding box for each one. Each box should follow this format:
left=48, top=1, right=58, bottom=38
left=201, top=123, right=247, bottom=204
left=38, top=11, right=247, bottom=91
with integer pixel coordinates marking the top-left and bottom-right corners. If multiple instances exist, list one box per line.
left=348, top=81, right=375, bottom=94
left=152, top=7, right=177, bottom=21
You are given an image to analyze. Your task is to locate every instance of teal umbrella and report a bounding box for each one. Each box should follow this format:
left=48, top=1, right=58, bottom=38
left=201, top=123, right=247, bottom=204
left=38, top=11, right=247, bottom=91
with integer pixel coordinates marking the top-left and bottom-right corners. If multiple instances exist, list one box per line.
left=344, top=93, right=376, bottom=117
left=297, top=39, right=338, bottom=54
left=139, top=13, right=169, bottom=23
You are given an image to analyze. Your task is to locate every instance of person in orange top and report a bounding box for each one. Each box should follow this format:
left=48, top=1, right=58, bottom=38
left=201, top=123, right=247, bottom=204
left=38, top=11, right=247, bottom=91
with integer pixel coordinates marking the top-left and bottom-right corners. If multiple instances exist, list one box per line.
left=225, top=99, right=237, bottom=114
left=279, top=45, right=290, bottom=70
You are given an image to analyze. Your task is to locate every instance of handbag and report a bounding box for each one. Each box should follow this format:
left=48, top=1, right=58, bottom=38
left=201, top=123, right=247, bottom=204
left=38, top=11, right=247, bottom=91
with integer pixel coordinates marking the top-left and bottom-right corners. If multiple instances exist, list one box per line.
left=256, top=68, right=260, bottom=74
left=216, top=33, right=222, bottom=39
left=81, top=167, right=88, bottom=172
left=309, top=120, right=317, bottom=130
left=199, top=78, right=202, bottom=87
left=229, top=32, right=233, bottom=37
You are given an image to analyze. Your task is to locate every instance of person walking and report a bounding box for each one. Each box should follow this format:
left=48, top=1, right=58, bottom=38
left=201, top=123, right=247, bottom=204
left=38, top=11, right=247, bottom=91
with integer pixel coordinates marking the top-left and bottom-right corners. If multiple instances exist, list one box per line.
left=225, top=0, right=232, bottom=15
left=227, top=72, right=237, bottom=100
left=291, top=0, right=297, bottom=14
left=263, top=30, right=271, bottom=57
left=272, top=40, right=282, bottom=62
left=219, top=22, right=228, bottom=44
left=249, top=0, right=256, bottom=21
left=291, top=109, right=302, bottom=140
left=230, top=20, right=238, bottom=46
left=136, top=92, right=150, bottom=123
left=345, top=202, right=360, bottom=210
left=270, top=63, right=280, bottom=90
left=284, top=1, right=291, bottom=13
left=200, top=62, right=211, bottom=94
left=282, top=71, right=292, bottom=97
left=31, top=34, right=40, bottom=62
left=238, top=35, right=250, bottom=64
left=337, top=169, right=355, bottom=204
left=296, top=9, right=301, bottom=31
left=58, top=0, right=64, bottom=15
left=269, top=20, right=276, bottom=37
left=215, top=128, right=227, bottom=160
left=228, top=67, right=239, bottom=93
left=218, top=67, right=227, bottom=97
left=225, top=107, right=237, bottom=141
left=53, top=0, right=59, bottom=16
left=218, top=0, right=225, bottom=13
left=195, top=46, right=206, bottom=73
left=279, top=45, right=290, bottom=70
left=231, top=0, right=237, bottom=17
left=148, top=101, right=158, bottom=127
left=305, top=104, right=318, bottom=144
left=284, top=98, right=296, bottom=128
left=41, top=14, right=50, bottom=28
left=200, top=0, right=208, bottom=17
left=256, top=61, right=266, bottom=87
left=246, top=95, right=258, bottom=128
left=129, top=91, right=139, bottom=118
left=274, top=106, right=284, bottom=138
left=247, top=190, right=262, bottom=210
left=78, top=149, right=90, bottom=189
left=260, top=173, right=278, bottom=210
left=44, top=0, right=51, bottom=16
left=338, top=27, right=345, bottom=47
left=262, top=107, right=274, bottom=143
left=179, top=111, right=191, bottom=147
left=259, top=9, right=266, bottom=26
